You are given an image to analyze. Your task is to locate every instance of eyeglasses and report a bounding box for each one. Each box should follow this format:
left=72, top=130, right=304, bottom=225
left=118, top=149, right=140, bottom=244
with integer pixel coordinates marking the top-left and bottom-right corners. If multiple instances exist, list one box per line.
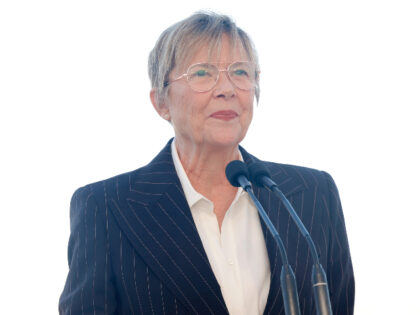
left=165, top=61, right=259, bottom=92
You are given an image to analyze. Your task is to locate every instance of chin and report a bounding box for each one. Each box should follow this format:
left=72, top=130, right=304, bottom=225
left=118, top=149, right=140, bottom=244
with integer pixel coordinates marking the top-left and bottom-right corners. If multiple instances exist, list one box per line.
left=207, top=131, right=245, bottom=149
left=201, top=122, right=249, bottom=148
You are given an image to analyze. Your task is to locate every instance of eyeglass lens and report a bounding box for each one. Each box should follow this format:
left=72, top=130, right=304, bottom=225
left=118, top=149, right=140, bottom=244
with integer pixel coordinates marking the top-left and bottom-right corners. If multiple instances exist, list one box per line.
left=186, top=62, right=256, bottom=92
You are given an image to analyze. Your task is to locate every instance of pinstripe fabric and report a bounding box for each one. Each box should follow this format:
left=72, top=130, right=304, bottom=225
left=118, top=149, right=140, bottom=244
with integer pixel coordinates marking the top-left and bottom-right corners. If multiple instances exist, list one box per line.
left=59, top=138, right=354, bottom=314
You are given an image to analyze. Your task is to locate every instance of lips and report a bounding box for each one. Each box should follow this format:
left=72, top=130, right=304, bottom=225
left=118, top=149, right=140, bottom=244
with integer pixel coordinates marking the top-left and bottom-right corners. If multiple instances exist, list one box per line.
left=210, top=110, right=239, bottom=121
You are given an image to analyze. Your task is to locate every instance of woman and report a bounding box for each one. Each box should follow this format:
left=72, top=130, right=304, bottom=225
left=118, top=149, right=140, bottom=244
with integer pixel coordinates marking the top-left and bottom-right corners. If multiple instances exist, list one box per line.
left=59, top=12, right=354, bottom=315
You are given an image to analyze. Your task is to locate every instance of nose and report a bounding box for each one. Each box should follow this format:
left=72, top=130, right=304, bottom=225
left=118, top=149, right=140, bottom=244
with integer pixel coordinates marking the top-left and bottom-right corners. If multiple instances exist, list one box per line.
left=212, top=70, right=236, bottom=99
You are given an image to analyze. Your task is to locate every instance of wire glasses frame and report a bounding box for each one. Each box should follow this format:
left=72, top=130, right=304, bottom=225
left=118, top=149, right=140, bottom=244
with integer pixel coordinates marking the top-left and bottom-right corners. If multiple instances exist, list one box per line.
left=164, top=61, right=259, bottom=93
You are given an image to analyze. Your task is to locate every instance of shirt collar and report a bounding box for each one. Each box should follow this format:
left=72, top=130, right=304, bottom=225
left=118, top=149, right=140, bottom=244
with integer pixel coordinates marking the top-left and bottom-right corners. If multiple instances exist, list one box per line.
left=171, top=138, right=245, bottom=208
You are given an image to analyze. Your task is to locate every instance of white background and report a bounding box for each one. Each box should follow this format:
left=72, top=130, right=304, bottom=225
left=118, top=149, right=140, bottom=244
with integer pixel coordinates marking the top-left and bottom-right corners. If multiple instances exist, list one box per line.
left=1, top=1, right=419, bottom=314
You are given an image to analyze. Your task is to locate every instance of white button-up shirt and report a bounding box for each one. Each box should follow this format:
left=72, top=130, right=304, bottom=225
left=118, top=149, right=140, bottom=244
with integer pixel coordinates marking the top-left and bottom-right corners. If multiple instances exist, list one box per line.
left=171, top=140, right=271, bottom=315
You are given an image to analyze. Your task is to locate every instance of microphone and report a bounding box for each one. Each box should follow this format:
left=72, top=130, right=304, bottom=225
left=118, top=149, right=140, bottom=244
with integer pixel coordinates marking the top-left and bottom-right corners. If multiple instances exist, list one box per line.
left=225, top=159, right=252, bottom=190
left=247, top=162, right=333, bottom=315
left=225, top=160, right=301, bottom=315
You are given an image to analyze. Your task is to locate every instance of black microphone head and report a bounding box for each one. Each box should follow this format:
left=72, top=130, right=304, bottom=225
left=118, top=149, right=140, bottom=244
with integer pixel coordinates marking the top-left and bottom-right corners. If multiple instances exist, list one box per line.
left=225, top=160, right=249, bottom=187
left=247, top=162, right=272, bottom=187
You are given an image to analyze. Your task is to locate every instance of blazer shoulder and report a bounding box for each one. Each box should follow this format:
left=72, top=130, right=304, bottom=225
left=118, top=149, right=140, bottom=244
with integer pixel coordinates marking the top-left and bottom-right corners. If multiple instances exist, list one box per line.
left=265, top=160, right=334, bottom=188
left=75, top=168, right=130, bottom=191
left=71, top=139, right=177, bottom=205
left=70, top=166, right=145, bottom=202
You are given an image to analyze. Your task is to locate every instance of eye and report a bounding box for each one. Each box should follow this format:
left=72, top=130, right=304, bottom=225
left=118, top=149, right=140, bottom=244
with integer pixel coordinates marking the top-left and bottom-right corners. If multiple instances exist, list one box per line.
left=232, top=69, right=249, bottom=76
left=188, top=63, right=217, bottom=80
left=194, top=69, right=209, bottom=77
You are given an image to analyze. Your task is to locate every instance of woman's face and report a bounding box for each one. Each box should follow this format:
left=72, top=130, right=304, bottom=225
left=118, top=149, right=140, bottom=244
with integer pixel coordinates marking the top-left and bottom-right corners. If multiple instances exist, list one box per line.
left=157, top=35, right=255, bottom=151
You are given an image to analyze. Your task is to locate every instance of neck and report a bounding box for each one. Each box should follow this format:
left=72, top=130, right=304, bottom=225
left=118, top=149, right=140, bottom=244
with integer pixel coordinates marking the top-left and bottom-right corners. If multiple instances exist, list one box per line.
left=175, top=138, right=240, bottom=197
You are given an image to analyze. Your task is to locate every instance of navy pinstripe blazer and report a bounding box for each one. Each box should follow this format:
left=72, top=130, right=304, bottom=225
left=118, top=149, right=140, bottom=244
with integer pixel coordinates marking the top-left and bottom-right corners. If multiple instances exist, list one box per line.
left=59, top=139, right=354, bottom=314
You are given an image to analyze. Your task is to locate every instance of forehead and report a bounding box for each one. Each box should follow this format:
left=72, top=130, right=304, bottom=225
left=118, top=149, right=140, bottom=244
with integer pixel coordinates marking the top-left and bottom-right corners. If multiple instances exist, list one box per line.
left=177, top=36, right=250, bottom=72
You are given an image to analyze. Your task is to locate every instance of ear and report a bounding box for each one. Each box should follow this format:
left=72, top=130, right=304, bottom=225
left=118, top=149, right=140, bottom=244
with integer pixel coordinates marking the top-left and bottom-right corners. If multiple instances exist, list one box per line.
left=150, top=89, right=171, bottom=121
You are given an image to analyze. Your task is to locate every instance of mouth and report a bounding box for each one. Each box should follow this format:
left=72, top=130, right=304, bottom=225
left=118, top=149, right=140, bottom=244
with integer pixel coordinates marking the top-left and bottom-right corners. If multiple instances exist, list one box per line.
left=210, top=110, right=239, bottom=121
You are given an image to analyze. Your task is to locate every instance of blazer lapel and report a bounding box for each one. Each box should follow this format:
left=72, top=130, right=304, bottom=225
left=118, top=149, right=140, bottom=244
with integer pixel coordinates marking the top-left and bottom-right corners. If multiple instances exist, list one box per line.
left=240, top=147, right=308, bottom=314
left=108, top=139, right=228, bottom=314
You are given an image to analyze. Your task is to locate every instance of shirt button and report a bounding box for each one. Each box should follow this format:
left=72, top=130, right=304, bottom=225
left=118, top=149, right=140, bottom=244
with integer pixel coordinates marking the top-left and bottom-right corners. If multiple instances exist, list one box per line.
left=228, top=259, right=234, bottom=265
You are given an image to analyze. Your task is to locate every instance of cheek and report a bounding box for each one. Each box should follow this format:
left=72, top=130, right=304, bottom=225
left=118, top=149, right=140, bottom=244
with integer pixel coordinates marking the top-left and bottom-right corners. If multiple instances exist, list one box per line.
left=171, top=94, right=205, bottom=130
left=168, top=92, right=189, bottom=120
left=241, top=94, right=254, bottom=120
left=243, top=109, right=253, bottom=128
left=188, top=94, right=211, bottom=122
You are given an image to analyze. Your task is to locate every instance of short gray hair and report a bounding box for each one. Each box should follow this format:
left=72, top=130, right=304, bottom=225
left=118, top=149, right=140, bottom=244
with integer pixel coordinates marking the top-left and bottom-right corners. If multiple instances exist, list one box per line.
left=148, top=11, right=260, bottom=104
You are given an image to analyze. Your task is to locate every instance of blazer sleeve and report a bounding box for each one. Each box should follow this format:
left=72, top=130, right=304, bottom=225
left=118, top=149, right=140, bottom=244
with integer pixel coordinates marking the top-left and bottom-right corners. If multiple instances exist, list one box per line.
left=59, top=185, right=117, bottom=314
left=322, top=171, right=355, bottom=315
